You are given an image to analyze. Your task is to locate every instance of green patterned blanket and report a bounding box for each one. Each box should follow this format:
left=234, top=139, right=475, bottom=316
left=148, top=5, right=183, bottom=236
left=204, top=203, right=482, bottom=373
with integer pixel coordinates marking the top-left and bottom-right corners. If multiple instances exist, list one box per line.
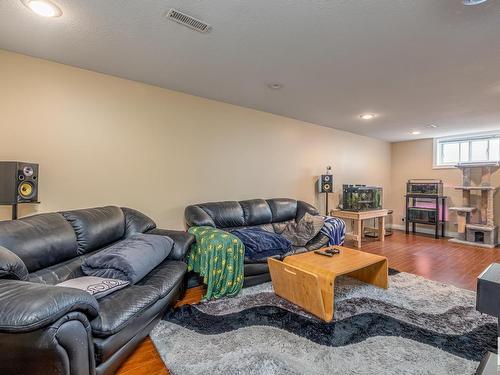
left=187, top=226, right=244, bottom=300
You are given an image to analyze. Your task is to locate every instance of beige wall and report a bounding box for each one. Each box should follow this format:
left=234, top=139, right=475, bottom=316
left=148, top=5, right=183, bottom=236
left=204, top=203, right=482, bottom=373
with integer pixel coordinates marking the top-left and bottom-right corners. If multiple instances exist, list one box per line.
left=0, top=50, right=391, bottom=229
left=390, top=139, right=500, bottom=235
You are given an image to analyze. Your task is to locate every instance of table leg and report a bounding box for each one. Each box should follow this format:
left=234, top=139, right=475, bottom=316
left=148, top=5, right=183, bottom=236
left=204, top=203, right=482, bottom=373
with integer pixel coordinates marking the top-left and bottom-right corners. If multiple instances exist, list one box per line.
left=355, top=219, right=362, bottom=248
left=378, top=216, right=385, bottom=242
left=269, top=258, right=332, bottom=321
left=347, top=259, right=388, bottom=289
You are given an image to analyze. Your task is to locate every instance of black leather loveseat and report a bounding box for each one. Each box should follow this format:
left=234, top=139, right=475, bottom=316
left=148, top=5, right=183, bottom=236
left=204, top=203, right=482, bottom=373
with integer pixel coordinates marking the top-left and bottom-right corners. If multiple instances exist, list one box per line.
left=0, top=206, right=194, bottom=375
left=185, top=198, right=329, bottom=287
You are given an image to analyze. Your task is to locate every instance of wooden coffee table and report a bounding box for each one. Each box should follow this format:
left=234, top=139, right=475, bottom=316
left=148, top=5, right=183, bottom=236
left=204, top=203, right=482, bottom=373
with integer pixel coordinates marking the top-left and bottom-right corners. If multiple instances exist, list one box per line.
left=268, top=246, right=388, bottom=322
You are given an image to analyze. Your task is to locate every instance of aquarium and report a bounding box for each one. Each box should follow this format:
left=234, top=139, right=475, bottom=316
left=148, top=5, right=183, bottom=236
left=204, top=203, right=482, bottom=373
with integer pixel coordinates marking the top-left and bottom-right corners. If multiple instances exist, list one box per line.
left=406, top=179, right=443, bottom=196
left=342, top=185, right=383, bottom=212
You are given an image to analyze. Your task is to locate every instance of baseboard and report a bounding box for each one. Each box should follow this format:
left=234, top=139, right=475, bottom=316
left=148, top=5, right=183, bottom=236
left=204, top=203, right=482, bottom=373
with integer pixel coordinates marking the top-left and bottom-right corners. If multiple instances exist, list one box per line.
left=390, top=224, right=460, bottom=239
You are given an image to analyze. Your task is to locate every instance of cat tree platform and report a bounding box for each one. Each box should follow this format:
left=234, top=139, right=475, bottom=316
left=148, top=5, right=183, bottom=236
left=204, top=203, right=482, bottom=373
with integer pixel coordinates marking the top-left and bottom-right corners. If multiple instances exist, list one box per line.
left=449, top=163, right=498, bottom=248
left=450, top=224, right=498, bottom=249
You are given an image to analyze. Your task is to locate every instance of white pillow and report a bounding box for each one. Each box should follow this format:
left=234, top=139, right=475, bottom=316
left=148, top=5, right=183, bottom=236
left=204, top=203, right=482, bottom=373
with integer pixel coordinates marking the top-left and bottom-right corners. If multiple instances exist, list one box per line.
left=57, top=276, right=129, bottom=299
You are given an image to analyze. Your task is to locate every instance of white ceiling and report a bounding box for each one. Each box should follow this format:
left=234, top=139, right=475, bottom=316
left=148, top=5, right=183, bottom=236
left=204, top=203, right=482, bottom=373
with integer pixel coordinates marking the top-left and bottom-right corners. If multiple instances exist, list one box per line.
left=1, top=0, right=500, bottom=142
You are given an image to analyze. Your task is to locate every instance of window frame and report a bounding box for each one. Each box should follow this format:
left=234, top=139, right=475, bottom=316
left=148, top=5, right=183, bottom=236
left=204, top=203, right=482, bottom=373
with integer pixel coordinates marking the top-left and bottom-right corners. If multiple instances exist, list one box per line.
left=433, top=131, right=500, bottom=169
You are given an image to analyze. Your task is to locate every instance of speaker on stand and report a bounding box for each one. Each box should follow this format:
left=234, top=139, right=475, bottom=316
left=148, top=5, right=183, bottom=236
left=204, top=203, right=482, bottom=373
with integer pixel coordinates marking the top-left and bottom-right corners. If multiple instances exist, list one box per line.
left=317, top=166, right=334, bottom=215
left=0, top=161, right=40, bottom=220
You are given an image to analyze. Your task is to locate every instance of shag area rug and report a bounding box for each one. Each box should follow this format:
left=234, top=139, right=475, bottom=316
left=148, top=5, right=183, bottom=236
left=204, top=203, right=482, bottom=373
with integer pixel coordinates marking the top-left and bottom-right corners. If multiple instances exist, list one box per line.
left=151, top=270, right=498, bottom=375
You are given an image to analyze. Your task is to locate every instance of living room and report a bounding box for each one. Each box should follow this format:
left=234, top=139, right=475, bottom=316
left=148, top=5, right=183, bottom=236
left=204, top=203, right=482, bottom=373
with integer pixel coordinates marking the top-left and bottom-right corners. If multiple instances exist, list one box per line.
left=0, top=1, right=498, bottom=374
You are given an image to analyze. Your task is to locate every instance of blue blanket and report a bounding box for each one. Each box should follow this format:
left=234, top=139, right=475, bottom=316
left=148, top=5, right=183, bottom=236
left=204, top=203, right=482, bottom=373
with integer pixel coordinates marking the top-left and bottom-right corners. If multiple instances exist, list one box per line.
left=320, top=216, right=346, bottom=246
left=230, top=227, right=292, bottom=261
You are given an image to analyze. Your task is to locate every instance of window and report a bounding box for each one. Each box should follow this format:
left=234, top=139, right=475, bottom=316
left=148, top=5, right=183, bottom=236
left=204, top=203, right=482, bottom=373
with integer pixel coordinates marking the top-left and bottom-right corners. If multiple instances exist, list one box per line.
left=434, top=133, right=500, bottom=167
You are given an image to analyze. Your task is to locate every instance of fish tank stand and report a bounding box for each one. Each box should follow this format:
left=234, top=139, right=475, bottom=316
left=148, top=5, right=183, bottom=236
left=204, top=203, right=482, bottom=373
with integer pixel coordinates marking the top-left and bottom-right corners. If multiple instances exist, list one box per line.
left=405, top=194, right=446, bottom=239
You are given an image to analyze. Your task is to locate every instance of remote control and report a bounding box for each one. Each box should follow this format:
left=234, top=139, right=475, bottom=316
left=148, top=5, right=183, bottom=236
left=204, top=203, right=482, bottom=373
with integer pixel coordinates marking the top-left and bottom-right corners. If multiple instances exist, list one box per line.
left=314, top=250, right=333, bottom=257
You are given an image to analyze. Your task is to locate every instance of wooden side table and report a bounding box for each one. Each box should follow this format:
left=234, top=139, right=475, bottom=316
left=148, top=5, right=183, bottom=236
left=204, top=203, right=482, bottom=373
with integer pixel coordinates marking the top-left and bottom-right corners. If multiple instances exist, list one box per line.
left=268, top=246, right=388, bottom=322
left=330, top=209, right=389, bottom=248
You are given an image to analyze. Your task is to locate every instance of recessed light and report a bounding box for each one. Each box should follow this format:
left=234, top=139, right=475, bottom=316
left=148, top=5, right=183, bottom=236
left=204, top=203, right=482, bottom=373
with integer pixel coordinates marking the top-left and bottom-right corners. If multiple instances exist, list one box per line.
left=267, top=83, right=283, bottom=90
left=410, top=130, right=421, bottom=135
left=22, top=0, right=62, bottom=17
left=462, top=0, right=488, bottom=5
left=359, top=113, right=376, bottom=120
left=426, top=124, right=438, bottom=129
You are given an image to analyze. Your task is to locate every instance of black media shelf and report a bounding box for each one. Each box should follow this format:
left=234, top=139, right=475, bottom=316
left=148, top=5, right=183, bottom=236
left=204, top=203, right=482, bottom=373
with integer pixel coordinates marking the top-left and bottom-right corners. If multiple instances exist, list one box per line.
left=405, top=194, right=447, bottom=239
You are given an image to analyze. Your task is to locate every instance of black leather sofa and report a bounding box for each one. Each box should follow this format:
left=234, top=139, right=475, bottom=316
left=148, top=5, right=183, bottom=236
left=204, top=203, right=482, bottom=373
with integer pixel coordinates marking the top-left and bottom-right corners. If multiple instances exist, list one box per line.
left=0, top=206, right=194, bottom=375
left=185, top=198, right=329, bottom=287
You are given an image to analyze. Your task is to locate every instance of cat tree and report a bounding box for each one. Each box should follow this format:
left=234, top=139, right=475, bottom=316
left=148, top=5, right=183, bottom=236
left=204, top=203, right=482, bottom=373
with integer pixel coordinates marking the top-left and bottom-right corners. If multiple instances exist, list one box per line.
left=449, top=162, right=498, bottom=248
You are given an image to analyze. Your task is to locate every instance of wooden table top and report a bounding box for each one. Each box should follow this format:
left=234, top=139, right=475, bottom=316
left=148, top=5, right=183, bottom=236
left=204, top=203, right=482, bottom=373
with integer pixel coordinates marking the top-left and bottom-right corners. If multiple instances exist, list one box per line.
left=330, top=209, right=389, bottom=220
left=283, top=246, right=388, bottom=278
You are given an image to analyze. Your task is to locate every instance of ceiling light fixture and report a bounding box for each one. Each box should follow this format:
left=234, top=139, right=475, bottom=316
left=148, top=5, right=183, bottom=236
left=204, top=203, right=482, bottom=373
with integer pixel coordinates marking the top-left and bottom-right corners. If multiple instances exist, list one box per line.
left=410, top=130, right=421, bottom=135
left=267, top=83, right=283, bottom=90
left=426, top=124, right=438, bottom=129
left=359, top=113, right=376, bottom=120
left=462, top=0, right=489, bottom=5
left=22, top=0, right=62, bottom=17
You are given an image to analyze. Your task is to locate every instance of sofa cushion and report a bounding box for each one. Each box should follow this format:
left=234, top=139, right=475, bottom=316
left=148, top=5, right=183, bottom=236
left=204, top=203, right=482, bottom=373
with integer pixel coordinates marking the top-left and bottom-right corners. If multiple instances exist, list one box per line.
left=92, top=280, right=184, bottom=364
left=90, top=284, right=160, bottom=337
left=61, top=206, right=125, bottom=254
left=82, top=234, right=173, bottom=284
left=90, top=259, right=186, bottom=339
left=121, top=207, right=156, bottom=237
left=136, top=260, right=187, bottom=297
left=0, top=213, right=78, bottom=272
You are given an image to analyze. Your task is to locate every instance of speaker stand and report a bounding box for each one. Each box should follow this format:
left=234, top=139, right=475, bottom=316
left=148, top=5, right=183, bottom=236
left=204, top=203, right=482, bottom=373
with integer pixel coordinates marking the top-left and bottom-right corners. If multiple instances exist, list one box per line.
left=11, top=204, right=18, bottom=220
left=325, top=192, right=329, bottom=216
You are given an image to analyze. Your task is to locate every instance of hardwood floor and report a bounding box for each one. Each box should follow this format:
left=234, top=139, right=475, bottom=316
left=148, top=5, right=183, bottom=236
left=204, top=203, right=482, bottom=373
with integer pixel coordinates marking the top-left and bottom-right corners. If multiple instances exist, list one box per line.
left=360, top=230, right=500, bottom=291
left=116, top=230, right=500, bottom=375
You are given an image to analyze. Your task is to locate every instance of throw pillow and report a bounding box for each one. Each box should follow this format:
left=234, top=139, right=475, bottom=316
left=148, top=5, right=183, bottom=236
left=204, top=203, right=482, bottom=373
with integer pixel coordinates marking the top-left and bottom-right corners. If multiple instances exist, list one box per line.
left=81, top=234, right=173, bottom=284
left=281, top=213, right=325, bottom=246
left=57, top=276, right=129, bottom=299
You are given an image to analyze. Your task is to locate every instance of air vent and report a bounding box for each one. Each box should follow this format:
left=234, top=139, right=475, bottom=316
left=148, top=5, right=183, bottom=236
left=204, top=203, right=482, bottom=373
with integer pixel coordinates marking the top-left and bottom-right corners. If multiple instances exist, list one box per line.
left=166, top=9, right=211, bottom=33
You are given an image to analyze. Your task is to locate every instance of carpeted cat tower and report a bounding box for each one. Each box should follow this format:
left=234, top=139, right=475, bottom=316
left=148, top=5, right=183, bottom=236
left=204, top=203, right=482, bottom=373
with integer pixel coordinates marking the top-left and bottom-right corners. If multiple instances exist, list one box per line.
left=449, top=162, right=499, bottom=248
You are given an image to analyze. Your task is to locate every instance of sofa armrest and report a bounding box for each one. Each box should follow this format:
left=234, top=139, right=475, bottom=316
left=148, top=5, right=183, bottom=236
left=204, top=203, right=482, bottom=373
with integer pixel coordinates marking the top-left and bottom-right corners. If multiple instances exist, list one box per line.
left=0, top=280, right=99, bottom=333
left=0, top=311, right=95, bottom=375
left=146, top=228, right=195, bottom=261
left=0, top=246, right=29, bottom=281
left=121, top=207, right=157, bottom=237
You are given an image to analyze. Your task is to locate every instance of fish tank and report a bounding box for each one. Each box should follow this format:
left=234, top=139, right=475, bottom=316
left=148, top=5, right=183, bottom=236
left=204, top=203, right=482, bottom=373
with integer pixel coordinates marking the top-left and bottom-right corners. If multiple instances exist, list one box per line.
left=406, top=179, right=443, bottom=196
left=342, top=185, right=383, bottom=212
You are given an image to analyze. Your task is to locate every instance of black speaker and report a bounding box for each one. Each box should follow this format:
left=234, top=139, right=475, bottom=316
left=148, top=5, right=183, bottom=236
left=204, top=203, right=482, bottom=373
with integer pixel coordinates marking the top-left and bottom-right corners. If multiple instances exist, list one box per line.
left=318, top=174, right=333, bottom=193
left=0, top=162, right=39, bottom=204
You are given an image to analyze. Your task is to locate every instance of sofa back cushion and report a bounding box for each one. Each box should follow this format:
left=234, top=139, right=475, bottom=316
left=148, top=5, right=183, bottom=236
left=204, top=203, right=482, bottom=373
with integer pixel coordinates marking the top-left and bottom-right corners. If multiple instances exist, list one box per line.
left=29, top=253, right=89, bottom=284
left=266, top=198, right=297, bottom=223
left=192, top=201, right=245, bottom=228
left=240, top=199, right=272, bottom=226
left=61, top=206, right=125, bottom=254
left=0, top=213, right=78, bottom=272
left=185, top=198, right=319, bottom=230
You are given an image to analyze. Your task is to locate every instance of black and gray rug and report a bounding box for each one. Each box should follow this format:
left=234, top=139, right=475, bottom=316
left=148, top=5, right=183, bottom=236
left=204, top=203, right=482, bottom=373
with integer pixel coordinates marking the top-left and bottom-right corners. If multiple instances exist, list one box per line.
left=151, top=270, right=498, bottom=375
